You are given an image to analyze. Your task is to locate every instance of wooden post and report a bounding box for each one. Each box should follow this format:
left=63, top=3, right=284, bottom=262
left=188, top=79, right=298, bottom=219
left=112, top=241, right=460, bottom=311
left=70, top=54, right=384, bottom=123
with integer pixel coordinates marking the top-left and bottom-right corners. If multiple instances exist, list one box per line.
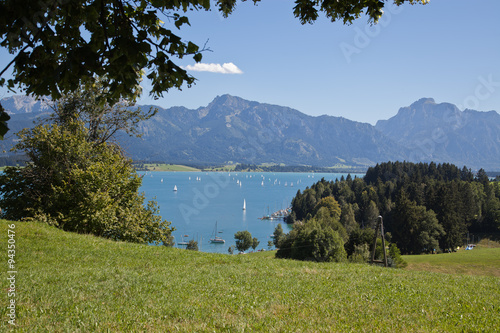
left=370, top=215, right=388, bottom=267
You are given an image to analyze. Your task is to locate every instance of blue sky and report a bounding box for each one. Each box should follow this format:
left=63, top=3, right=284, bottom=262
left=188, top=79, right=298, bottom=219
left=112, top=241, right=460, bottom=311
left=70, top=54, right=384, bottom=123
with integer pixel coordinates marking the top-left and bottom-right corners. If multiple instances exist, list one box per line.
left=2, top=0, right=500, bottom=124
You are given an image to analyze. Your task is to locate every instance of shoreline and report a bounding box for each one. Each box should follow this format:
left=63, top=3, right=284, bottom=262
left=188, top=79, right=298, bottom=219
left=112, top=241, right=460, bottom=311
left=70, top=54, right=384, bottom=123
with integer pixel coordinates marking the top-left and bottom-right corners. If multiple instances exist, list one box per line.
left=133, top=163, right=368, bottom=174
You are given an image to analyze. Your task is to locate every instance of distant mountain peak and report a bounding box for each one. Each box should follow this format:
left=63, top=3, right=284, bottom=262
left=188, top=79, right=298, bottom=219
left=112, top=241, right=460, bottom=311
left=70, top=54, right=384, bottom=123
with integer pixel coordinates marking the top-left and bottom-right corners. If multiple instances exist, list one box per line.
left=201, top=95, right=243, bottom=115
left=375, top=98, right=500, bottom=169
left=210, top=94, right=249, bottom=107
left=410, top=97, right=436, bottom=107
left=392, top=98, right=462, bottom=120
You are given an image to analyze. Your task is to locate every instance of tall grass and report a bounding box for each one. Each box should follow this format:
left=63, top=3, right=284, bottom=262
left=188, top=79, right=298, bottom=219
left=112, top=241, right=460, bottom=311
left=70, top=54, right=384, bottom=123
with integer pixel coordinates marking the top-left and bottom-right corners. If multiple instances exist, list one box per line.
left=1, top=220, right=499, bottom=332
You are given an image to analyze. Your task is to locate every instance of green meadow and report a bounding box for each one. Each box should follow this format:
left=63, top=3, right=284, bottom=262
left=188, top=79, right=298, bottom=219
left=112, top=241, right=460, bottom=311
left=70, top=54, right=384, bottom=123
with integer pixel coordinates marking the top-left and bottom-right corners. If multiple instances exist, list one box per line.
left=404, top=241, right=500, bottom=277
left=1, top=220, right=499, bottom=332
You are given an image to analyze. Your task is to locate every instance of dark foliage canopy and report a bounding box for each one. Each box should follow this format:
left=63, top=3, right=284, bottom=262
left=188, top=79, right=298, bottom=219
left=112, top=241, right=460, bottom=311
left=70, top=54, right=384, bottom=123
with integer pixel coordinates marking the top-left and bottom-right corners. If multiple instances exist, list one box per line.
left=290, top=162, right=500, bottom=255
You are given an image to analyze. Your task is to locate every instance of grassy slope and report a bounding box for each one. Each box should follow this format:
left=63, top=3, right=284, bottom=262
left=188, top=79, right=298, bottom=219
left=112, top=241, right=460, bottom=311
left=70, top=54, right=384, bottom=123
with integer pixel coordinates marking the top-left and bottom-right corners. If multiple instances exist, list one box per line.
left=404, top=245, right=500, bottom=277
left=1, top=221, right=499, bottom=332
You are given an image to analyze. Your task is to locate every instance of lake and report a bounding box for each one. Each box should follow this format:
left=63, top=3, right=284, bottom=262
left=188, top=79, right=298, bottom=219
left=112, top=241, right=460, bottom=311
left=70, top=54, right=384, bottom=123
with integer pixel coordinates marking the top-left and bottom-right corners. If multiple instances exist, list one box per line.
left=139, top=171, right=364, bottom=253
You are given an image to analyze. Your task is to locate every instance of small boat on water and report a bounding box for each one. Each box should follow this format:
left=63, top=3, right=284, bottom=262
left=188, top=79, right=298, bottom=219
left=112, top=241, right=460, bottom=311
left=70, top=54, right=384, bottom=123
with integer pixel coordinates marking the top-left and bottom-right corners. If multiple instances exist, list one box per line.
left=173, top=185, right=178, bottom=191
left=210, top=221, right=225, bottom=244
left=243, top=199, right=246, bottom=210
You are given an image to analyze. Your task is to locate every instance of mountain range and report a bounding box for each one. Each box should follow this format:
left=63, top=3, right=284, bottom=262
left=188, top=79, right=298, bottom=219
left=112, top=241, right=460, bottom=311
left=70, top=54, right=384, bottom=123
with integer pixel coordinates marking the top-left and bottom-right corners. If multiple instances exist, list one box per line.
left=1, top=95, right=499, bottom=170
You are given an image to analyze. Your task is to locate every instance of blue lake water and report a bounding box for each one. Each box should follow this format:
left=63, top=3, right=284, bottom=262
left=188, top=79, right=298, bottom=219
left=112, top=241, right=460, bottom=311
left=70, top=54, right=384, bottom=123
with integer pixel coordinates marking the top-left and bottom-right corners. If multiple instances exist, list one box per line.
left=139, top=171, right=363, bottom=254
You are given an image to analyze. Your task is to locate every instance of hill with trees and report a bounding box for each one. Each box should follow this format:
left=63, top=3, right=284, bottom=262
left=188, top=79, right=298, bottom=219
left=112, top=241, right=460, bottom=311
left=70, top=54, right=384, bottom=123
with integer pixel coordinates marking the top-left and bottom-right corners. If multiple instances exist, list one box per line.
left=283, top=162, right=500, bottom=259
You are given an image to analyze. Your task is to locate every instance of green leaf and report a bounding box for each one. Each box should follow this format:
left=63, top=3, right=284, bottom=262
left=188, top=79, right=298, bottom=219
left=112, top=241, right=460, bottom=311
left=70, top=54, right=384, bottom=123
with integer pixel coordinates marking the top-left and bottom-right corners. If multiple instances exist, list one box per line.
left=0, top=105, right=10, bottom=139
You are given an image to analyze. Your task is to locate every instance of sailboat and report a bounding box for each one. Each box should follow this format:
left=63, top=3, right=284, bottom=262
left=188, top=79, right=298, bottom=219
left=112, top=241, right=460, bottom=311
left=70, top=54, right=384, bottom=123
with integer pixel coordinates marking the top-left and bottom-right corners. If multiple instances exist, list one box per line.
left=243, top=199, right=246, bottom=210
left=210, top=222, right=225, bottom=244
left=173, top=185, right=178, bottom=191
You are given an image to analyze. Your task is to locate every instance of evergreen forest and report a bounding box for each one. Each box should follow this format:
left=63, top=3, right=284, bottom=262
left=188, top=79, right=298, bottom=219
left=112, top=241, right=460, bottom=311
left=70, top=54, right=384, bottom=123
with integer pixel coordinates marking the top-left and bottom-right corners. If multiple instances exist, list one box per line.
left=285, top=162, right=500, bottom=259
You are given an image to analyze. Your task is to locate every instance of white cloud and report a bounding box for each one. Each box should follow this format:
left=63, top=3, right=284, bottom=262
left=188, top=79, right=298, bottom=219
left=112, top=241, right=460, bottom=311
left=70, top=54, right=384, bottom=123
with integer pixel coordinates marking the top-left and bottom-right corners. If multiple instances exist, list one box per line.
left=184, top=62, right=243, bottom=74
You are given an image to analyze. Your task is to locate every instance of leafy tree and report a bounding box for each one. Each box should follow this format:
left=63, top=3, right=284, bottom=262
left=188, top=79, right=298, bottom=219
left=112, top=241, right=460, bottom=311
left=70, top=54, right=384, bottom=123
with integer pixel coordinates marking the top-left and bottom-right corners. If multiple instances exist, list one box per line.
left=228, top=245, right=235, bottom=255
left=267, top=240, right=274, bottom=250
left=289, top=0, right=428, bottom=25
left=273, top=223, right=284, bottom=247
left=47, top=80, right=157, bottom=145
left=345, top=227, right=374, bottom=257
left=340, top=203, right=358, bottom=236
left=392, top=191, right=445, bottom=254
left=313, top=207, right=348, bottom=243
left=313, top=196, right=341, bottom=221
left=234, top=230, right=253, bottom=253
left=0, top=89, right=173, bottom=244
left=0, top=0, right=428, bottom=136
left=186, top=240, right=198, bottom=251
left=0, top=121, right=173, bottom=244
left=251, top=237, right=260, bottom=251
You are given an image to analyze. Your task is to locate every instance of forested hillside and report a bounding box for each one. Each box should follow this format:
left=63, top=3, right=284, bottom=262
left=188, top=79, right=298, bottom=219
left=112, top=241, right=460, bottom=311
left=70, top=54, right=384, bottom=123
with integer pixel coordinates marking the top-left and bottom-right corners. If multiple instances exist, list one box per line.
left=288, top=162, right=500, bottom=256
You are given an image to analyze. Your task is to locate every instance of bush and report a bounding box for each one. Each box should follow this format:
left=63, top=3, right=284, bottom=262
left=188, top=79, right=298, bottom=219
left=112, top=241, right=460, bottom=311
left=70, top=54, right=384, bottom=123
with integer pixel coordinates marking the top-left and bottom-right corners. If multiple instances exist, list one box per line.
left=388, top=243, right=407, bottom=268
left=276, top=219, right=347, bottom=262
left=186, top=240, right=198, bottom=251
left=349, top=243, right=370, bottom=263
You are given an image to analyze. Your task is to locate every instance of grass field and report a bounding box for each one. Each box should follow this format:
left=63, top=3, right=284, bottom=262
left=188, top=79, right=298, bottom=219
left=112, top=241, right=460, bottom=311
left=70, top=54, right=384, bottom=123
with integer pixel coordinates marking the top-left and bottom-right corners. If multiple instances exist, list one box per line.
left=1, top=221, right=499, bottom=332
left=403, top=241, right=500, bottom=277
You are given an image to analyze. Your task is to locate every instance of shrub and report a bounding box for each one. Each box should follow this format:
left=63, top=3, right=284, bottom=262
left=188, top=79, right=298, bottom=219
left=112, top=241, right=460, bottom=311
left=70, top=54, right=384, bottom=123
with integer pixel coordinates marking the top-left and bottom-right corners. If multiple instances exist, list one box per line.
left=388, top=243, right=407, bottom=268
left=276, top=219, right=347, bottom=262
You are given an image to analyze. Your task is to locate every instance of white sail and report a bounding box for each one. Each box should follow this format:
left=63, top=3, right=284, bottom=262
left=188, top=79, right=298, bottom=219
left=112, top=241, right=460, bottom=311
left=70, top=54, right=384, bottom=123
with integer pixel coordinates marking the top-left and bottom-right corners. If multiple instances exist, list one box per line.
left=243, top=199, right=246, bottom=210
left=173, top=185, right=177, bottom=191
